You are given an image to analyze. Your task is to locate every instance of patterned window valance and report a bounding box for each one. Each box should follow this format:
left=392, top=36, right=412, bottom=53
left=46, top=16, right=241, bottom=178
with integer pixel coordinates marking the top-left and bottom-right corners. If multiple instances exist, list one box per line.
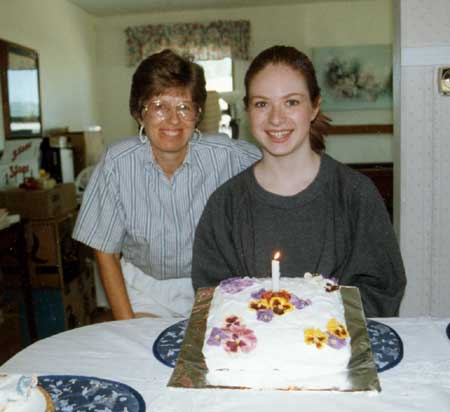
left=125, top=20, right=250, bottom=66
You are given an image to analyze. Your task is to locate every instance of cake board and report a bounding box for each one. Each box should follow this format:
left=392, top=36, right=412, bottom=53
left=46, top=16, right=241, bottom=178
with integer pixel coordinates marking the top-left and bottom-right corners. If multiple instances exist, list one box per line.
left=167, top=286, right=381, bottom=392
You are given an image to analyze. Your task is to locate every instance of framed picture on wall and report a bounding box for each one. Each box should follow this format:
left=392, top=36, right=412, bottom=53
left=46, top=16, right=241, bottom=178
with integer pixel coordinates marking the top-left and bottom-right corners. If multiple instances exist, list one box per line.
left=312, top=45, right=392, bottom=111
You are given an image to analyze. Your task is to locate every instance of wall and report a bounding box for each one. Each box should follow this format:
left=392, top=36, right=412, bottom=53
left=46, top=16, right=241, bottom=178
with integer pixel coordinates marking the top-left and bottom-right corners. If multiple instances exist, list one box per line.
left=96, top=0, right=393, bottom=163
left=0, top=0, right=99, bottom=151
left=396, top=0, right=450, bottom=316
left=303, top=0, right=393, bottom=163
left=95, top=3, right=307, bottom=145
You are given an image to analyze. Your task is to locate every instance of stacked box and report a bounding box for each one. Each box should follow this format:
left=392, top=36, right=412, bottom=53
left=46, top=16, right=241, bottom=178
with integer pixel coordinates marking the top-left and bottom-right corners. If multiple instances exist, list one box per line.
left=0, top=183, right=77, bottom=220
left=27, top=212, right=81, bottom=288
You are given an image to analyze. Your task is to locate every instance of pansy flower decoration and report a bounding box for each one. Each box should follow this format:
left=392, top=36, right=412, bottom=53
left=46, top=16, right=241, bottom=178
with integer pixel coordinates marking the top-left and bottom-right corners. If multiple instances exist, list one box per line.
left=269, top=295, right=294, bottom=315
left=304, top=318, right=349, bottom=350
left=250, top=288, right=266, bottom=300
left=304, top=328, right=329, bottom=349
left=326, top=333, right=347, bottom=350
left=219, top=277, right=255, bottom=294
left=249, top=289, right=299, bottom=320
left=224, top=315, right=241, bottom=328
left=325, top=318, right=349, bottom=349
left=224, top=326, right=257, bottom=353
left=290, top=294, right=312, bottom=310
left=325, top=280, right=340, bottom=293
left=326, top=318, right=349, bottom=339
left=206, top=315, right=257, bottom=353
left=256, top=309, right=274, bottom=323
left=207, top=327, right=230, bottom=346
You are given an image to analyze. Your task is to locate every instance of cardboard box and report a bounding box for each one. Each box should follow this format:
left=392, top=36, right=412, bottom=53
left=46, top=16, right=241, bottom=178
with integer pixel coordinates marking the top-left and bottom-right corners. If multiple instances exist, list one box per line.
left=0, top=183, right=76, bottom=220
left=0, top=138, right=42, bottom=188
left=27, top=213, right=84, bottom=288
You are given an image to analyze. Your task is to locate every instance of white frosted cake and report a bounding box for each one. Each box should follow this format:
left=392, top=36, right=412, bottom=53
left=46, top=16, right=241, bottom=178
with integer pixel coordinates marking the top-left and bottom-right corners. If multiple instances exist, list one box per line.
left=0, top=375, right=49, bottom=412
left=202, top=274, right=352, bottom=390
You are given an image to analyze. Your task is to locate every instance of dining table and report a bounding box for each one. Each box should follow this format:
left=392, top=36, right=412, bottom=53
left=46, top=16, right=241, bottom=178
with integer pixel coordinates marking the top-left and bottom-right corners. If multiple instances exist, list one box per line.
left=1, top=316, right=449, bottom=412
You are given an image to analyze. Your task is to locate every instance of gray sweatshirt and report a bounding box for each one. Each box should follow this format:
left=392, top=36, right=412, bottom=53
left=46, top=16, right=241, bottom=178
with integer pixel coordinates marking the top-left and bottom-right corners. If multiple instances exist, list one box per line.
left=192, top=154, right=406, bottom=317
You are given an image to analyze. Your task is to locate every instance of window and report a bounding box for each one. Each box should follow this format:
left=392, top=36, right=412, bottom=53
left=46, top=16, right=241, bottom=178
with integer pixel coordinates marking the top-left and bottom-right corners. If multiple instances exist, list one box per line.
left=196, top=58, right=233, bottom=92
left=196, top=58, right=234, bottom=137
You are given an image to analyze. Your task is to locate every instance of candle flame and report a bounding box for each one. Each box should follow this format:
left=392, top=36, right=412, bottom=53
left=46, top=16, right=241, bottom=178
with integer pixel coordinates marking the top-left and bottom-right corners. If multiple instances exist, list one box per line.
left=273, top=251, right=280, bottom=260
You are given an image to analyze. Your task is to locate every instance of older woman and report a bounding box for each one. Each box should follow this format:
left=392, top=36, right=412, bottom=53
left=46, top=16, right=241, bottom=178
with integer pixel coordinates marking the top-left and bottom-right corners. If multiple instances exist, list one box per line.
left=73, top=49, right=261, bottom=320
left=192, top=46, right=406, bottom=317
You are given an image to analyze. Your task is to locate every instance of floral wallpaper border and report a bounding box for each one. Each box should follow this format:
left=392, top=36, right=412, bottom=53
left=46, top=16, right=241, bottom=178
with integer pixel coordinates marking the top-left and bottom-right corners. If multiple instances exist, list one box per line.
left=125, top=20, right=250, bottom=66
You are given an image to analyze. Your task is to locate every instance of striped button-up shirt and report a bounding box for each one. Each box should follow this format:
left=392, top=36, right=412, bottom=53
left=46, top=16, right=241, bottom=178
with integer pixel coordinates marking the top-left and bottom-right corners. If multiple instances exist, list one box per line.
left=72, top=134, right=261, bottom=280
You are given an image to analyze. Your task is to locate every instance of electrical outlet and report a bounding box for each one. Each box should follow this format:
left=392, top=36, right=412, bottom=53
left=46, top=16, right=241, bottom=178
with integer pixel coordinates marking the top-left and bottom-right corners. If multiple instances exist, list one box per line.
left=438, top=67, right=450, bottom=95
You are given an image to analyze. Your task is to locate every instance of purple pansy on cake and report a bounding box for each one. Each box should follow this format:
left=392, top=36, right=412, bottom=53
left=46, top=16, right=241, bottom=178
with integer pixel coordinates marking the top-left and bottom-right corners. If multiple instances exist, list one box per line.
left=219, top=277, right=255, bottom=294
left=290, top=295, right=312, bottom=310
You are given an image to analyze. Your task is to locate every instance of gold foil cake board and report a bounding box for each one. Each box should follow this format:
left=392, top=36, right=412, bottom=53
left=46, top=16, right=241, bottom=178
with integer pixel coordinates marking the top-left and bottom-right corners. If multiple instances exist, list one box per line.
left=342, top=287, right=381, bottom=392
left=168, top=286, right=381, bottom=392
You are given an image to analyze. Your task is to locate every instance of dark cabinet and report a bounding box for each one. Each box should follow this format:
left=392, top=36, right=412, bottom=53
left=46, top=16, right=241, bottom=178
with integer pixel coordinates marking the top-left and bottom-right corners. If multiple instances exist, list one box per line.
left=0, top=213, right=97, bottom=362
left=348, top=162, right=394, bottom=221
left=26, top=212, right=96, bottom=339
left=0, top=221, right=36, bottom=364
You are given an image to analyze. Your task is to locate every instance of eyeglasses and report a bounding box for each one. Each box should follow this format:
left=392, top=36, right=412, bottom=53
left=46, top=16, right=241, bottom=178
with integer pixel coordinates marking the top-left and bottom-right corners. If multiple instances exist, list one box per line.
left=143, top=100, right=201, bottom=122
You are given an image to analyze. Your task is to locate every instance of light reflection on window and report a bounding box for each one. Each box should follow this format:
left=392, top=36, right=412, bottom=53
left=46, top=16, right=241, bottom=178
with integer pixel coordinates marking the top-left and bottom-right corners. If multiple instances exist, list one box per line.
left=196, top=58, right=233, bottom=92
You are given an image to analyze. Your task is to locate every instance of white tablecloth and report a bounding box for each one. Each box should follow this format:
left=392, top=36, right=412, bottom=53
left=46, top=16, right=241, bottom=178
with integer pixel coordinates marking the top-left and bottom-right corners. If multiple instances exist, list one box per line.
left=1, top=317, right=449, bottom=412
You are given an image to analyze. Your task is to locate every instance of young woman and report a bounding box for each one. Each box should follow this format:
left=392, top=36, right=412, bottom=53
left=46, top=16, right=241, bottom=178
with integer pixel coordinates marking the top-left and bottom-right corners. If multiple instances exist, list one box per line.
left=73, top=50, right=260, bottom=320
left=191, top=45, right=406, bottom=317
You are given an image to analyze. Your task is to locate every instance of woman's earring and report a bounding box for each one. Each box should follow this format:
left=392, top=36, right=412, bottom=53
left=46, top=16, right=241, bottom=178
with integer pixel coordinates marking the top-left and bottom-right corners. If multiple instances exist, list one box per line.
left=138, top=125, right=147, bottom=143
left=193, top=128, right=202, bottom=140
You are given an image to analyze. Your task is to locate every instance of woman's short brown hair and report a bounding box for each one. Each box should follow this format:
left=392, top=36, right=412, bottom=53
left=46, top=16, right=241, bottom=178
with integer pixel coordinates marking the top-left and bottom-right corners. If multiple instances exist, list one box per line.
left=129, top=49, right=207, bottom=123
left=244, top=45, right=330, bottom=153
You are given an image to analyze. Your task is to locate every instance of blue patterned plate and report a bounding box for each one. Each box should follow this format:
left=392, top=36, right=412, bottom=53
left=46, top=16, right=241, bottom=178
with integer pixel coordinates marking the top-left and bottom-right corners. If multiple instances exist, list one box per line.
left=366, top=319, right=403, bottom=372
left=38, top=375, right=145, bottom=412
left=152, top=319, right=188, bottom=368
left=153, top=319, right=403, bottom=373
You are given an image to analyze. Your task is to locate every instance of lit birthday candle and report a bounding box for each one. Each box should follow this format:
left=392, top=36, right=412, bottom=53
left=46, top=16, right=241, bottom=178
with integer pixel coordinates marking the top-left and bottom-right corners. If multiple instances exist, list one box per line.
left=272, top=251, right=280, bottom=291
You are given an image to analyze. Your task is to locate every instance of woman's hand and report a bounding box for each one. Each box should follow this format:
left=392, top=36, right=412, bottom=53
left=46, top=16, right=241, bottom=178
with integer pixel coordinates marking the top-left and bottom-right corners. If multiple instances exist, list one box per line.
left=134, top=312, right=160, bottom=319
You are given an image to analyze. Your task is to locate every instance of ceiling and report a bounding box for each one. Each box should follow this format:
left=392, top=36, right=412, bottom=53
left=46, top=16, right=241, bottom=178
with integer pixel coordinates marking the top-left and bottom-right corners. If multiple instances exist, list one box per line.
left=68, top=0, right=348, bottom=17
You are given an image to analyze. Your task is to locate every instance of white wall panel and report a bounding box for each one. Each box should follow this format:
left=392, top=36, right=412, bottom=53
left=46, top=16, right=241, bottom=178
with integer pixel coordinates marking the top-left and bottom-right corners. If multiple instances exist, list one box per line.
left=431, top=68, right=450, bottom=316
left=399, top=66, right=434, bottom=315
left=398, top=0, right=450, bottom=316
left=404, top=0, right=450, bottom=47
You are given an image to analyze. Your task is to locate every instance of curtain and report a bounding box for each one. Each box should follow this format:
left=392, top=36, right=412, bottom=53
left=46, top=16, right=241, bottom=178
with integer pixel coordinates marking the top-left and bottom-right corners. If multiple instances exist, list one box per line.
left=125, top=20, right=250, bottom=66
